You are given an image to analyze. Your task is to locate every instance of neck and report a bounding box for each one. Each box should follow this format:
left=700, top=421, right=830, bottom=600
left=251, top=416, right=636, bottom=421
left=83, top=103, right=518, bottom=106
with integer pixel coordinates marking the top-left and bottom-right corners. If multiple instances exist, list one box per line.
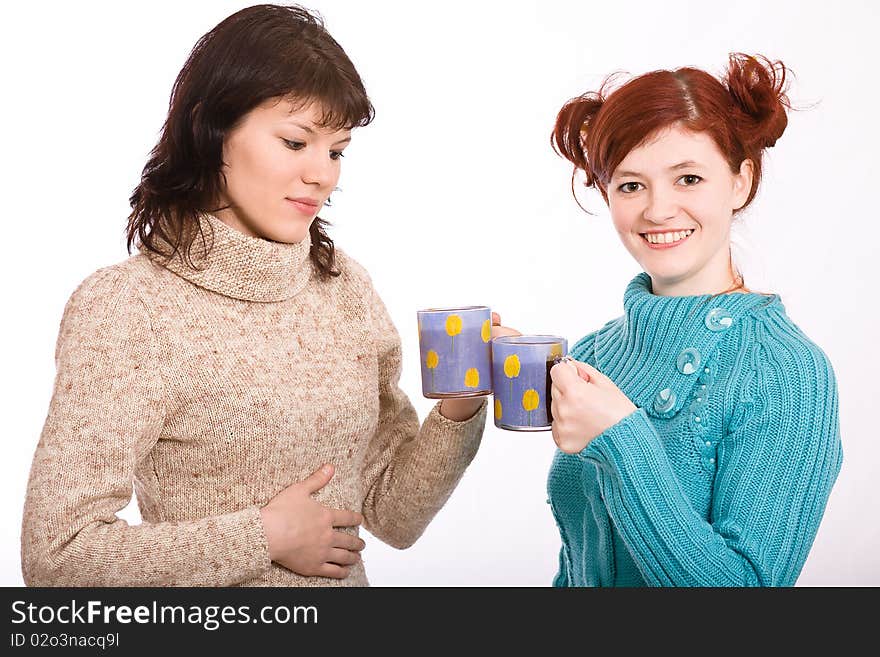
left=650, top=255, right=747, bottom=297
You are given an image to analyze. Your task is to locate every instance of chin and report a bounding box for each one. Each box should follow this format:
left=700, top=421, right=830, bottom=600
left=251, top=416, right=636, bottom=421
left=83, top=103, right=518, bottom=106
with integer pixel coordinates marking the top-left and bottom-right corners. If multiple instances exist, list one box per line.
left=262, top=220, right=312, bottom=244
left=640, top=261, right=687, bottom=282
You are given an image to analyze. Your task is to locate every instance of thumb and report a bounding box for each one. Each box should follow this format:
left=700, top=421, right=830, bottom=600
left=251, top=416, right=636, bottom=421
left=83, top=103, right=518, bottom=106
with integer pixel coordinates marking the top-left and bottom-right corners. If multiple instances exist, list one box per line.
left=301, top=463, right=334, bottom=493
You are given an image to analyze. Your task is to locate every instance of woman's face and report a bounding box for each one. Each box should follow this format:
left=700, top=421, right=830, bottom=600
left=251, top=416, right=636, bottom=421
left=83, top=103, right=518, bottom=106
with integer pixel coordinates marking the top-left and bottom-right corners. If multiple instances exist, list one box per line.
left=213, top=97, right=350, bottom=243
left=607, top=123, right=753, bottom=296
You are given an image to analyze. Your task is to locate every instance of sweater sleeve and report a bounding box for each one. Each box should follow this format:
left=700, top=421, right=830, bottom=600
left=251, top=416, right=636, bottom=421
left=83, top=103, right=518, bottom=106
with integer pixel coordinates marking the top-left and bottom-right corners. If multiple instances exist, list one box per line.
left=550, top=329, right=598, bottom=587
left=578, top=336, right=842, bottom=586
left=360, top=284, right=487, bottom=549
left=21, top=268, right=271, bottom=587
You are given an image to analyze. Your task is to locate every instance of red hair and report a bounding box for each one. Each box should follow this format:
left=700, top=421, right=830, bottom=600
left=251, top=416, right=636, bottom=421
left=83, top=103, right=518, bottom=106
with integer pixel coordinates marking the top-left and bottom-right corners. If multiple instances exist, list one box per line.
left=552, top=53, right=792, bottom=212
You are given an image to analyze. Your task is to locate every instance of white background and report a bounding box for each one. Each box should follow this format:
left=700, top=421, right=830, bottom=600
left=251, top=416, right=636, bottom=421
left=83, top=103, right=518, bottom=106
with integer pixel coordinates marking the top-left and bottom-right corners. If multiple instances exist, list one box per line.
left=2, top=0, right=877, bottom=586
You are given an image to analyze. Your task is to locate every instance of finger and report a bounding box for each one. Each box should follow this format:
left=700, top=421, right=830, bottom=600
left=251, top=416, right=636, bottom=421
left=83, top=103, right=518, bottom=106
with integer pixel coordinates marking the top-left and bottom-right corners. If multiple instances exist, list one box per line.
left=550, top=382, right=563, bottom=401
left=491, top=325, right=522, bottom=339
left=330, top=508, right=364, bottom=527
left=332, top=531, right=366, bottom=551
left=550, top=421, right=562, bottom=449
left=300, top=463, right=334, bottom=494
left=550, top=360, right=582, bottom=390
left=491, top=312, right=501, bottom=326
left=568, top=360, right=592, bottom=383
left=327, top=548, right=361, bottom=566
left=316, top=563, right=350, bottom=579
left=573, top=360, right=608, bottom=385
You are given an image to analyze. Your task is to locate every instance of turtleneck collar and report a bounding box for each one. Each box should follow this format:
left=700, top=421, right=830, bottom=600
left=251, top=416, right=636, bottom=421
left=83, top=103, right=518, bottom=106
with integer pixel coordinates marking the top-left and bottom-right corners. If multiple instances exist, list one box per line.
left=586, top=272, right=782, bottom=419
left=140, top=213, right=313, bottom=302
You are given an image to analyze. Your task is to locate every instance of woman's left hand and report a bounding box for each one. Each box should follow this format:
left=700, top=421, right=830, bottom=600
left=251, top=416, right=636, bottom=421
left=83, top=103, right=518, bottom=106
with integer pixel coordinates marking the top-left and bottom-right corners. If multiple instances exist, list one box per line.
left=549, top=359, right=637, bottom=454
left=439, top=312, right=520, bottom=421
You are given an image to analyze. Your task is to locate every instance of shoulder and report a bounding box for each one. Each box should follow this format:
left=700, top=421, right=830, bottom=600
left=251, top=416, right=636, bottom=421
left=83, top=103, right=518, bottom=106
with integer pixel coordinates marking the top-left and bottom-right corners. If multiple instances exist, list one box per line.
left=63, top=255, right=150, bottom=315
left=723, top=301, right=838, bottom=431
left=571, top=316, right=624, bottom=362
left=69, top=252, right=180, bottom=307
left=739, top=300, right=836, bottom=385
left=55, top=255, right=158, bottom=359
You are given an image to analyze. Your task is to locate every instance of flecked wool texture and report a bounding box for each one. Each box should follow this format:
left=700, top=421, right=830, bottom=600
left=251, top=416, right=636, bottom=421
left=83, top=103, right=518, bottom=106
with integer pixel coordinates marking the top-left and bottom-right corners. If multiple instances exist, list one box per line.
left=22, top=213, right=487, bottom=586
left=547, top=273, right=843, bottom=586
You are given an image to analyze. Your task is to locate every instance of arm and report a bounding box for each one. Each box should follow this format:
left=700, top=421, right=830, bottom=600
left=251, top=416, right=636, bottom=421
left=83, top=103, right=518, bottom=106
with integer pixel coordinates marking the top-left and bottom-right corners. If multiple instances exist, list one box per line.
left=549, top=329, right=597, bottom=586
left=21, top=269, right=271, bottom=586
left=360, top=285, right=487, bottom=549
left=579, top=341, right=842, bottom=586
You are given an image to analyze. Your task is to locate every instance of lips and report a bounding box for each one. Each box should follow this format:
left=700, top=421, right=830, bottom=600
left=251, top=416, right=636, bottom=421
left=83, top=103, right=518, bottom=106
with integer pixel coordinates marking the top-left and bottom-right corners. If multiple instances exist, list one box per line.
left=286, top=197, right=319, bottom=207
left=285, top=197, right=320, bottom=215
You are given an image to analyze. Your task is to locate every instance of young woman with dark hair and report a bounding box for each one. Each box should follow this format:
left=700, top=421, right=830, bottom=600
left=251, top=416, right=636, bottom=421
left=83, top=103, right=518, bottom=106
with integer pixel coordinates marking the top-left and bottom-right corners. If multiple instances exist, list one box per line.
left=21, top=4, right=509, bottom=587
left=545, top=54, right=842, bottom=586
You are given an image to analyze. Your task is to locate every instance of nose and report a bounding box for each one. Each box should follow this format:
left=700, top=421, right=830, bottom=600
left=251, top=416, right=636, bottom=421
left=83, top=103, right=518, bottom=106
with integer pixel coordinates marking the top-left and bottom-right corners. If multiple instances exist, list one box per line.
left=300, top=150, right=337, bottom=189
left=643, top=187, right=678, bottom=224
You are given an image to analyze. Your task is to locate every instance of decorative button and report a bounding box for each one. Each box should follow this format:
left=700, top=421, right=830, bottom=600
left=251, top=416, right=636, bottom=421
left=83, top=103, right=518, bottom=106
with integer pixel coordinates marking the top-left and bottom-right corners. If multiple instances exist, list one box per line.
left=676, top=348, right=702, bottom=375
left=694, top=416, right=701, bottom=423
left=705, top=441, right=712, bottom=446
left=709, top=458, right=715, bottom=464
left=705, top=307, right=733, bottom=331
left=653, top=388, right=676, bottom=414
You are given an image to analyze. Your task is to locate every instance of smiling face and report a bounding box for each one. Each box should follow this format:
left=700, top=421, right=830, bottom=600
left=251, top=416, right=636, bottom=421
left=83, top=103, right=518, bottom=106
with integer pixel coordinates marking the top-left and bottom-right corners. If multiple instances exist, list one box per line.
left=607, top=123, right=753, bottom=296
left=212, top=97, right=351, bottom=244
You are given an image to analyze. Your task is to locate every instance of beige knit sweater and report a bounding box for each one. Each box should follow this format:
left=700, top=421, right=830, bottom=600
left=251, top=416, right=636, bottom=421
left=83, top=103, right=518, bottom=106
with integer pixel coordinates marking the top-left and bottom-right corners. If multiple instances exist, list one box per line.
left=21, top=213, right=487, bottom=587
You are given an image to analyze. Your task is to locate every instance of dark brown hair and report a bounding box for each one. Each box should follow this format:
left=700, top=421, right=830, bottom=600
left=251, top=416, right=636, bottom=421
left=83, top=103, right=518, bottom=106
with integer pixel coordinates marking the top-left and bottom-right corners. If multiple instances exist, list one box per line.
left=126, top=4, right=374, bottom=278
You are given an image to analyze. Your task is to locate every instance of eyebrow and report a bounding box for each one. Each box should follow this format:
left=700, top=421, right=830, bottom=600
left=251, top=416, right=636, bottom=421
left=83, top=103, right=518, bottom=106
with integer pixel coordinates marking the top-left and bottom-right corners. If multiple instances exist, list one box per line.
left=284, top=121, right=351, bottom=146
left=614, top=160, right=702, bottom=179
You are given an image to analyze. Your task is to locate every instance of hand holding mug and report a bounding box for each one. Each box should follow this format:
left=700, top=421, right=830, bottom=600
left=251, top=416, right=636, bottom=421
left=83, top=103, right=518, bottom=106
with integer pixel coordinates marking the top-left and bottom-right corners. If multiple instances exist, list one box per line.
left=489, top=311, right=522, bottom=340
left=549, top=359, right=637, bottom=453
left=440, top=312, right=521, bottom=420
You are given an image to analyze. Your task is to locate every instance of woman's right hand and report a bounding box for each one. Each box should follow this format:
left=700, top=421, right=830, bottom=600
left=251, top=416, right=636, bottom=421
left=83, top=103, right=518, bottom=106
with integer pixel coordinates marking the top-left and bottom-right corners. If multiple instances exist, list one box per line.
left=259, top=463, right=365, bottom=579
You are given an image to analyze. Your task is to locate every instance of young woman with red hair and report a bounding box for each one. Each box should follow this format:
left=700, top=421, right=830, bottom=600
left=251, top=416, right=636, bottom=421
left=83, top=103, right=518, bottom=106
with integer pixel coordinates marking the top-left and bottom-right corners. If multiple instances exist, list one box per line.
left=545, top=54, right=842, bottom=586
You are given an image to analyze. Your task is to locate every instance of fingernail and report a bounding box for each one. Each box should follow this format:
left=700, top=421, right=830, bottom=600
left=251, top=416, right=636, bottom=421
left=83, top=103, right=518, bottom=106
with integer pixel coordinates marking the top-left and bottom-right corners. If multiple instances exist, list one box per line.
left=322, top=464, right=332, bottom=474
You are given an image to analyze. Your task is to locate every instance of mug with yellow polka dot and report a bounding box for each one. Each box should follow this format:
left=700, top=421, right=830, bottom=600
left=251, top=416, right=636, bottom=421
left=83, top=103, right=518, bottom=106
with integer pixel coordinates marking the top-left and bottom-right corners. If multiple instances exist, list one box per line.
left=491, top=335, right=568, bottom=431
left=417, top=306, right=493, bottom=398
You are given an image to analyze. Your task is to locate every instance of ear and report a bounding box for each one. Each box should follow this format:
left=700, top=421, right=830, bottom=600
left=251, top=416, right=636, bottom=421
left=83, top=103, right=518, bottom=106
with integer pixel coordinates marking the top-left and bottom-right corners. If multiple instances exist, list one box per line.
left=732, top=159, right=754, bottom=210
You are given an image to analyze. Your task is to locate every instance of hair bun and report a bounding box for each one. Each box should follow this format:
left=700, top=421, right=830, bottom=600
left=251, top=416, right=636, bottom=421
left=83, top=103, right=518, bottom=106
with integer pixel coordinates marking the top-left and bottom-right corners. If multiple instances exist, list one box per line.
left=725, top=53, right=791, bottom=148
left=551, top=92, right=605, bottom=184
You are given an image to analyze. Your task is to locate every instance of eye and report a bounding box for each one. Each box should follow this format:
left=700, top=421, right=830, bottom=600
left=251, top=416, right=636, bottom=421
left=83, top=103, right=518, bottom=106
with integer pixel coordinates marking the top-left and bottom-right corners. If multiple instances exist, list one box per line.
left=678, top=174, right=703, bottom=186
left=617, top=182, right=643, bottom=194
left=283, top=139, right=305, bottom=151
left=330, top=150, right=345, bottom=161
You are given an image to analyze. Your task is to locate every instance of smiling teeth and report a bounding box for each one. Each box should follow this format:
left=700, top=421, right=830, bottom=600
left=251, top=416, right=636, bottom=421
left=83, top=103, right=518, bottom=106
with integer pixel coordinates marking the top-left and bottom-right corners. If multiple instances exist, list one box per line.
left=644, top=229, right=693, bottom=244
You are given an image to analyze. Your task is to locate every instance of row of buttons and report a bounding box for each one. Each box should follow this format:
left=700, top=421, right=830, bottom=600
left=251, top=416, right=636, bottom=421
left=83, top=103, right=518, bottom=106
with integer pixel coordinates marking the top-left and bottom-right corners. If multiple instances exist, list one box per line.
left=692, top=366, right=716, bottom=466
left=651, top=306, right=733, bottom=419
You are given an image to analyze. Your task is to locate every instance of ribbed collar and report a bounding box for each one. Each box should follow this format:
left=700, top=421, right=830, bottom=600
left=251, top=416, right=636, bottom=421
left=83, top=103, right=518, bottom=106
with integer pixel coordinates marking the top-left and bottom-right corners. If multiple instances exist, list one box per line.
left=588, top=272, right=782, bottom=418
left=623, top=272, right=780, bottom=329
left=140, top=213, right=313, bottom=302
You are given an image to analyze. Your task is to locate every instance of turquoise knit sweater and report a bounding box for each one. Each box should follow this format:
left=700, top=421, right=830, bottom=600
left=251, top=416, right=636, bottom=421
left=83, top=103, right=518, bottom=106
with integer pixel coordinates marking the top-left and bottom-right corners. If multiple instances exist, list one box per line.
left=547, top=273, right=842, bottom=586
